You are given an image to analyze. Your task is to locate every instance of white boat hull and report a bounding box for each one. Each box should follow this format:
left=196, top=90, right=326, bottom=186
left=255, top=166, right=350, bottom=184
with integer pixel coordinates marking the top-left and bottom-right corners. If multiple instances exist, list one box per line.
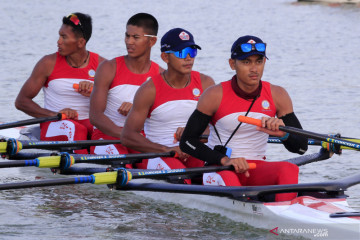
left=129, top=179, right=360, bottom=239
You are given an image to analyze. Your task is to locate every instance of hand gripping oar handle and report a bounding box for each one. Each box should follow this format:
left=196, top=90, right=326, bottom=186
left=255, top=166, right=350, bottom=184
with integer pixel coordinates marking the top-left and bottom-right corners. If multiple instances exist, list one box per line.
left=73, top=83, right=93, bottom=93
left=0, top=113, right=66, bottom=130
left=238, top=115, right=360, bottom=150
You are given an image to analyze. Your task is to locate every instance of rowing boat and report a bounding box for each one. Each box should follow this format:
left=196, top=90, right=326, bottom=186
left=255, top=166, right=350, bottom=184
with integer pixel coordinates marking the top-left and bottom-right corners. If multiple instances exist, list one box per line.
left=56, top=150, right=359, bottom=239
left=120, top=175, right=360, bottom=239
left=1, top=125, right=360, bottom=239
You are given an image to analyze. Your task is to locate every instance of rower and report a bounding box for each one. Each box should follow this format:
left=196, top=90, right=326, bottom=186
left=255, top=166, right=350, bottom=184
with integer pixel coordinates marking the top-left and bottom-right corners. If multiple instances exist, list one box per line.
left=120, top=28, right=215, bottom=183
left=180, top=35, right=308, bottom=201
left=15, top=13, right=106, bottom=154
left=89, top=13, right=162, bottom=165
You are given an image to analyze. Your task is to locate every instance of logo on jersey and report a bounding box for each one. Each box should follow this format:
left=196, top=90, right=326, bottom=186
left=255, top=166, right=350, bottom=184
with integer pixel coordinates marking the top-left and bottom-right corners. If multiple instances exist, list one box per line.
left=192, top=88, right=201, bottom=97
left=179, top=31, right=190, bottom=40
left=88, top=69, right=95, bottom=78
left=262, top=100, right=270, bottom=110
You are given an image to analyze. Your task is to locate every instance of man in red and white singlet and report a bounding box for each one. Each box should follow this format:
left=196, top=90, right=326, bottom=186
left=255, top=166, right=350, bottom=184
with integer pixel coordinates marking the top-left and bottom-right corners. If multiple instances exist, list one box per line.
left=89, top=13, right=162, bottom=160
left=180, top=35, right=308, bottom=201
left=121, top=28, right=215, bottom=182
left=15, top=13, right=105, bottom=153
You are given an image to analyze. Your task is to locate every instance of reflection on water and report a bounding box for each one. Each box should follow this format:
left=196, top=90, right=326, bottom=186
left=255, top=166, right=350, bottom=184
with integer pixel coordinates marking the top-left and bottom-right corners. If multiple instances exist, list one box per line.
left=0, top=0, right=360, bottom=239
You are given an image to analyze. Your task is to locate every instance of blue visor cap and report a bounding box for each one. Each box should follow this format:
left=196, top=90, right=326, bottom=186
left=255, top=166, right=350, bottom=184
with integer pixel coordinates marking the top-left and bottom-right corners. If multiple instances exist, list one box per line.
left=231, top=35, right=268, bottom=60
left=161, top=28, right=201, bottom=52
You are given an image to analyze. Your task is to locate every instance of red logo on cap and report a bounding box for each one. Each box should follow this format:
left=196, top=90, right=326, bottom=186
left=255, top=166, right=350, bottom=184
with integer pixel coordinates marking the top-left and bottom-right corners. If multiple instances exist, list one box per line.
left=247, top=39, right=256, bottom=43
left=179, top=31, right=190, bottom=40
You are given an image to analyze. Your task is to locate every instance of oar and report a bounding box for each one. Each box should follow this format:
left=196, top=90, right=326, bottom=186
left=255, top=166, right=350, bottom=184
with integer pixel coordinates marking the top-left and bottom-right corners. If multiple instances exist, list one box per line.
left=238, top=116, right=360, bottom=151
left=268, top=136, right=360, bottom=152
left=126, top=163, right=256, bottom=180
left=0, top=138, right=122, bottom=155
left=3, top=152, right=57, bottom=160
left=0, top=151, right=176, bottom=169
left=203, top=134, right=356, bottom=152
left=0, top=113, right=65, bottom=130
left=53, top=147, right=332, bottom=176
left=0, top=164, right=256, bottom=191
left=268, top=136, right=343, bottom=154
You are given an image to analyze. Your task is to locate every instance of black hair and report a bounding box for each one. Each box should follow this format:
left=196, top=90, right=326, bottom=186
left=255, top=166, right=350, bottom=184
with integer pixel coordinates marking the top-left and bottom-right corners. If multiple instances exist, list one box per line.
left=62, top=12, right=92, bottom=43
left=126, top=13, right=158, bottom=35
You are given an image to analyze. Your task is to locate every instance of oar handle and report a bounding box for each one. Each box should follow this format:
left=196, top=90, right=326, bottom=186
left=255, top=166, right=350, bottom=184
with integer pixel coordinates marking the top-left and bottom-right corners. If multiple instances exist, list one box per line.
left=237, top=115, right=262, bottom=127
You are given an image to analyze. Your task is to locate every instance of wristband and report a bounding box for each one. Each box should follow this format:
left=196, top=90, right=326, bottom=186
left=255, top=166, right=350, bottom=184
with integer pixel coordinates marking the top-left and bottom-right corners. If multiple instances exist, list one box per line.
left=279, top=132, right=289, bottom=141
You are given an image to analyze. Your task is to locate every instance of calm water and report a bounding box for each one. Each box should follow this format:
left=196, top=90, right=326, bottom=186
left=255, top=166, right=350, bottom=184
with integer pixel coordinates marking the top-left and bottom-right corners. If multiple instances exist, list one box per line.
left=0, top=0, right=360, bottom=239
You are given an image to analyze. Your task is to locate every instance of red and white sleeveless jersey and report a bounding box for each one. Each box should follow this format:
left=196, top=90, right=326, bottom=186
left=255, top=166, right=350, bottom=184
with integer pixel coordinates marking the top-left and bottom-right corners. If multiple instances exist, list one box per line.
left=207, top=80, right=276, bottom=160
left=104, top=56, right=160, bottom=127
left=144, top=71, right=203, bottom=147
left=43, top=52, right=99, bottom=120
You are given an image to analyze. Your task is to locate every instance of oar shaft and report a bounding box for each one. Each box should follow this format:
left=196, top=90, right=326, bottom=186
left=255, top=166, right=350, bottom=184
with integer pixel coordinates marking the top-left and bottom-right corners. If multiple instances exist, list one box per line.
left=238, top=116, right=360, bottom=150
left=74, top=151, right=175, bottom=162
left=281, top=126, right=360, bottom=150
left=0, top=139, right=124, bottom=154
left=131, top=163, right=256, bottom=179
left=0, top=113, right=64, bottom=130
left=268, top=137, right=322, bottom=145
left=0, top=152, right=176, bottom=169
left=0, top=160, right=38, bottom=168
left=5, top=152, right=55, bottom=160
left=21, top=139, right=122, bottom=150
left=0, top=176, right=94, bottom=190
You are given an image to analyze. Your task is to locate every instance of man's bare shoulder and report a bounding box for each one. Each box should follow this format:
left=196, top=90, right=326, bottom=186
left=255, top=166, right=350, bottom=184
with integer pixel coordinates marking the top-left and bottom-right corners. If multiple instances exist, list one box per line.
left=197, top=83, right=223, bottom=115
left=38, top=53, right=57, bottom=67
left=96, top=58, right=117, bottom=73
left=140, top=76, right=156, bottom=90
left=199, top=73, right=216, bottom=90
left=203, top=82, right=223, bottom=96
left=270, top=83, right=293, bottom=114
left=270, top=83, right=288, bottom=95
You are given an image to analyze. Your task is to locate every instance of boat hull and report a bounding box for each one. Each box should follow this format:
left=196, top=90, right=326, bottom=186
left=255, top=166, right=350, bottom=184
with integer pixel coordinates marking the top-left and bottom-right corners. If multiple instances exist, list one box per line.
left=126, top=179, right=360, bottom=239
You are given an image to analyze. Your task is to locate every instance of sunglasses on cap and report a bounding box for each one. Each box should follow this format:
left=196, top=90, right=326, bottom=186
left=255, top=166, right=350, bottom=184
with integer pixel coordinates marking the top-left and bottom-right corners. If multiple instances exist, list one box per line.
left=165, top=47, right=197, bottom=59
left=66, top=14, right=85, bottom=38
left=235, top=43, right=266, bottom=53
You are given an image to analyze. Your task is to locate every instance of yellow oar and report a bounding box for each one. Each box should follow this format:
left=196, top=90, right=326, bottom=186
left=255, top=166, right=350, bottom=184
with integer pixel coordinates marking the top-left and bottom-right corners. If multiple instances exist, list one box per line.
left=0, top=164, right=257, bottom=191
